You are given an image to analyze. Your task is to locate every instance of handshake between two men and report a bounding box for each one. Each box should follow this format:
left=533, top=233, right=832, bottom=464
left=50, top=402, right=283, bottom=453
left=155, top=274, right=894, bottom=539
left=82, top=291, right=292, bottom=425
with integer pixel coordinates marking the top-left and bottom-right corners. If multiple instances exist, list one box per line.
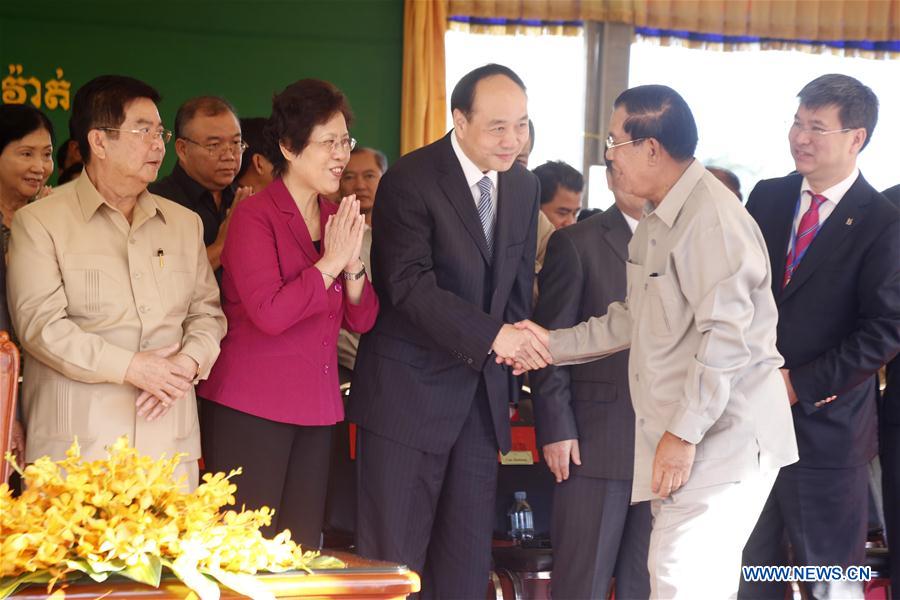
left=491, top=320, right=553, bottom=374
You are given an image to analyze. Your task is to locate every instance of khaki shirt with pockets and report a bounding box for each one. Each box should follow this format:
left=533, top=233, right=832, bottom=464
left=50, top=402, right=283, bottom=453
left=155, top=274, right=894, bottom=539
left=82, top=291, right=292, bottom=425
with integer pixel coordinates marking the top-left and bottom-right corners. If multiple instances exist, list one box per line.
left=8, top=173, right=226, bottom=464
left=550, top=160, right=798, bottom=501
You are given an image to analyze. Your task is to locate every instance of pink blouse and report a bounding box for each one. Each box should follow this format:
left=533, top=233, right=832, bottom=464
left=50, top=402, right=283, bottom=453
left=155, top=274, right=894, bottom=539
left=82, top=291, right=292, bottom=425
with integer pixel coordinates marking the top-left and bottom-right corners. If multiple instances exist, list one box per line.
left=198, top=179, right=378, bottom=425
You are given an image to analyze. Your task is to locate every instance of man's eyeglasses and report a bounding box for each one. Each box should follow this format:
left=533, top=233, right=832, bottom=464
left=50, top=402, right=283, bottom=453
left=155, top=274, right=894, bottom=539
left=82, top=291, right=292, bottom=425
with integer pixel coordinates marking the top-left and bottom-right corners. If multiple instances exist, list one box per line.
left=311, top=137, right=357, bottom=154
left=789, top=123, right=854, bottom=137
left=98, top=127, right=172, bottom=144
left=605, top=135, right=646, bottom=150
left=182, top=137, right=250, bottom=158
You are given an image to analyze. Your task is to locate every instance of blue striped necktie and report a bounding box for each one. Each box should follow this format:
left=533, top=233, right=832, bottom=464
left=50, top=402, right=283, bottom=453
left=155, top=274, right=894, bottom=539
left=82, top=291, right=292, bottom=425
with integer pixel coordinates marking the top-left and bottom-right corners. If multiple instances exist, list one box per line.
left=476, top=175, right=495, bottom=259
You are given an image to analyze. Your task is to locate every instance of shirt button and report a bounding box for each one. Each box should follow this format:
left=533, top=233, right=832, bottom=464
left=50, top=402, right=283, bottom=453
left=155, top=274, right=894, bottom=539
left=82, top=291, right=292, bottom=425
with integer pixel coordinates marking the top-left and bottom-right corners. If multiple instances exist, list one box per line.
left=650, top=239, right=657, bottom=246
left=334, top=283, right=343, bottom=293
left=328, top=313, right=335, bottom=320
left=129, top=238, right=136, bottom=245
left=133, top=272, right=142, bottom=279
left=322, top=340, right=328, bottom=347
left=141, top=341, right=150, bottom=349
left=323, top=365, right=330, bottom=374
left=635, top=373, right=640, bottom=382
left=139, top=305, right=149, bottom=313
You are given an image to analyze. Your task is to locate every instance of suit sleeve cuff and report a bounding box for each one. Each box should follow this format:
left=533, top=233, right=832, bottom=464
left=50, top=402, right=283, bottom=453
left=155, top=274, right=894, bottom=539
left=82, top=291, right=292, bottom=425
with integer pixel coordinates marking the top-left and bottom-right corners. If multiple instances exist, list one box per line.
left=97, top=343, right=135, bottom=385
left=667, top=406, right=712, bottom=445
left=180, top=339, right=215, bottom=381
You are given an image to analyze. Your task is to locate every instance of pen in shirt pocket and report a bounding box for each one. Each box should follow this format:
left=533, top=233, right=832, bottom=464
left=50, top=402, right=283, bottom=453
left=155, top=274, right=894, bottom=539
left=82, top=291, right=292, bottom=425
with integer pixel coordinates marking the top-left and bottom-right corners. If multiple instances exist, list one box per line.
left=157, top=248, right=165, bottom=268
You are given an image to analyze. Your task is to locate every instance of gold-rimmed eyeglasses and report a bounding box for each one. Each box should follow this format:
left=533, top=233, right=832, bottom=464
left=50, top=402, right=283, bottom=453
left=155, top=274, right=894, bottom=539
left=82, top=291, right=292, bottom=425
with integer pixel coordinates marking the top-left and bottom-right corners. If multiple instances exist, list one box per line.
left=789, top=122, right=854, bottom=137
left=98, top=127, right=172, bottom=144
left=605, top=135, right=647, bottom=150
left=312, top=137, right=357, bottom=154
left=182, top=137, right=249, bottom=158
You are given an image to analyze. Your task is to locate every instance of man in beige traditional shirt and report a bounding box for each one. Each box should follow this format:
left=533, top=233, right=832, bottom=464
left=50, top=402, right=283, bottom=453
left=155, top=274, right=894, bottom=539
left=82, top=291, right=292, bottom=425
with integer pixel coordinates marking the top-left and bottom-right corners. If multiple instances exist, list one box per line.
left=510, top=85, right=798, bottom=598
left=8, top=75, right=226, bottom=490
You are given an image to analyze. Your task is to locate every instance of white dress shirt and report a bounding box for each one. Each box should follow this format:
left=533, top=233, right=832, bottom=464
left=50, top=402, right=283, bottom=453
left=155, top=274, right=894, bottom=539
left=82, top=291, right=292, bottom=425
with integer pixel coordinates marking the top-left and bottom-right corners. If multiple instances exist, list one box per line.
left=451, top=129, right=498, bottom=213
left=788, top=168, right=859, bottom=254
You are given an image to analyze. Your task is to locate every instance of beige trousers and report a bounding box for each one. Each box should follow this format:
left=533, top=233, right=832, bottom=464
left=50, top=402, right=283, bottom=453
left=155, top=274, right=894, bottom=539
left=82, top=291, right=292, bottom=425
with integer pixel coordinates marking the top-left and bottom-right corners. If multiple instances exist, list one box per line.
left=648, top=466, right=779, bottom=599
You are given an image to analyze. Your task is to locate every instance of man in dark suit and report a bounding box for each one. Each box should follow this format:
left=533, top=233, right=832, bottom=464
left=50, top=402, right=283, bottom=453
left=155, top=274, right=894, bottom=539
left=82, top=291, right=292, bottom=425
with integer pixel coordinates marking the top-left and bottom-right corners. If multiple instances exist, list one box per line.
left=880, top=185, right=900, bottom=595
left=531, top=167, right=650, bottom=599
left=740, top=74, right=900, bottom=599
left=347, top=64, right=545, bottom=598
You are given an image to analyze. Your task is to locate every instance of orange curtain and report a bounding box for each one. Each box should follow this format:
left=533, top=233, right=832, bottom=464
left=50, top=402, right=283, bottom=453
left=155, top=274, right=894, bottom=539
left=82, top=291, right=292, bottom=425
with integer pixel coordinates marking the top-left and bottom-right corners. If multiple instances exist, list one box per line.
left=400, top=0, right=449, bottom=156
left=446, top=0, right=899, bottom=42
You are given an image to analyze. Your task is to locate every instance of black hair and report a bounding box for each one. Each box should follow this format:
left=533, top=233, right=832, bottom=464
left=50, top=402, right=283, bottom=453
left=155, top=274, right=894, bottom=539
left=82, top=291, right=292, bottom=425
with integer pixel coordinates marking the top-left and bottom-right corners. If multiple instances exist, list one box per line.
left=57, top=161, right=83, bottom=185
left=798, top=74, right=878, bottom=150
left=55, top=138, right=76, bottom=169
left=450, top=63, right=526, bottom=116
left=236, top=116, right=277, bottom=180
left=613, top=85, right=697, bottom=161
left=351, top=146, right=388, bottom=173
left=0, top=104, right=55, bottom=155
left=174, top=96, right=238, bottom=139
left=266, top=79, right=353, bottom=178
left=533, top=160, right=584, bottom=205
left=707, top=166, right=742, bottom=201
left=577, top=208, right=602, bottom=222
left=70, top=74, right=161, bottom=164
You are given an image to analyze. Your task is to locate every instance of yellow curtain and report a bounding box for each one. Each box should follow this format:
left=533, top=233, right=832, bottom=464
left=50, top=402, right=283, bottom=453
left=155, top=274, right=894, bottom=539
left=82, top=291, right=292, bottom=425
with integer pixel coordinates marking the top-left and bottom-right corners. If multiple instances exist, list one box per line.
left=400, top=0, right=449, bottom=156
left=446, top=0, right=899, bottom=42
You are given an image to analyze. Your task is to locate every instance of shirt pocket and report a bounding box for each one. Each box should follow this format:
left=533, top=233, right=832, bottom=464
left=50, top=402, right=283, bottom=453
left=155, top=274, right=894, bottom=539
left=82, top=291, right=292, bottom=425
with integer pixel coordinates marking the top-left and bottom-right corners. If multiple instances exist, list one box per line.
left=61, top=254, right=125, bottom=316
left=646, top=272, right=679, bottom=337
left=625, top=260, right=642, bottom=306
left=150, top=253, right=194, bottom=315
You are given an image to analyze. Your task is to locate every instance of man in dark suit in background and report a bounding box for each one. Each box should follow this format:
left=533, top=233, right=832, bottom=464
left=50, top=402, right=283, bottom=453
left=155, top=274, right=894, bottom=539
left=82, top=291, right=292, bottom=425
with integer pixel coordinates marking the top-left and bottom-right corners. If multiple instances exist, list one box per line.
left=347, top=64, right=545, bottom=598
left=531, top=167, right=650, bottom=599
left=880, top=184, right=900, bottom=596
left=740, top=74, right=900, bottom=600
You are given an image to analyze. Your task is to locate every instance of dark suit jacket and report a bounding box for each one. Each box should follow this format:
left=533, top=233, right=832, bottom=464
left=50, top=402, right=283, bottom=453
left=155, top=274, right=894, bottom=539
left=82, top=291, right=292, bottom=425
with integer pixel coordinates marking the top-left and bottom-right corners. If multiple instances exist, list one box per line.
left=530, top=207, right=635, bottom=480
left=746, top=173, right=900, bottom=468
left=347, top=133, right=540, bottom=454
left=881, top=186, right=900, bottom=426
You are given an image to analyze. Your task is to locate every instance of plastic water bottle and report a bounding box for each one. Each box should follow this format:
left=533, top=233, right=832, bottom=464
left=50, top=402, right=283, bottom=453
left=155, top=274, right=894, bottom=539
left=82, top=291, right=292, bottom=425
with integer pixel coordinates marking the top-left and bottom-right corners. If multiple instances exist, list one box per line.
left=507, top=491, right=535, bottom=542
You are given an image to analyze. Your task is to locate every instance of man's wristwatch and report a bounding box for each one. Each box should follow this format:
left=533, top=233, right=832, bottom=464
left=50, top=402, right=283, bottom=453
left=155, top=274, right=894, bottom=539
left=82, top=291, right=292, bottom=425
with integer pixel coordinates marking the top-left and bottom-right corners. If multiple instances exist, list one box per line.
left=343, top=264, right=367, bottom=281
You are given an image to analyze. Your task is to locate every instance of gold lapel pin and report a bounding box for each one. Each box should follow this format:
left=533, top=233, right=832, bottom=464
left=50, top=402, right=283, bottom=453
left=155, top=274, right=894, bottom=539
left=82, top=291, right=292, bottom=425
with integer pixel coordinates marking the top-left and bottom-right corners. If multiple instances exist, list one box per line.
left=845, top=218, right=853, bottom=226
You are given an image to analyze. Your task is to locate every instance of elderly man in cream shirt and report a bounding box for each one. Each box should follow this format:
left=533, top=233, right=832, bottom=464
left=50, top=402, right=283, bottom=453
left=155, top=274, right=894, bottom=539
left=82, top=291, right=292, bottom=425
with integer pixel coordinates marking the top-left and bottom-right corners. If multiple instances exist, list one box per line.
left=510, top=85, right=798, bottom=599
left=8, top=75, right=225, bottom=490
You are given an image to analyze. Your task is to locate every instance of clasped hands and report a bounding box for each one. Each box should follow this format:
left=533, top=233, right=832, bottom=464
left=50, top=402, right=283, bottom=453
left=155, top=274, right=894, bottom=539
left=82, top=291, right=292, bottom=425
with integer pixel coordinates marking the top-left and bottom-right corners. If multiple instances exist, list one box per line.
left=492, top=320, right=553, bottom=374
left=124, top=343, right=198, bottom=421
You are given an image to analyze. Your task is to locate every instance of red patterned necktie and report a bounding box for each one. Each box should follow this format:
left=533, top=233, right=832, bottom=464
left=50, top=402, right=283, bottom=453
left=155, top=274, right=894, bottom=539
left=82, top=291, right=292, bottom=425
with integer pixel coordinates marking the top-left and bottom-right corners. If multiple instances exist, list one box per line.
left=783, top=192, right=827, bottom=287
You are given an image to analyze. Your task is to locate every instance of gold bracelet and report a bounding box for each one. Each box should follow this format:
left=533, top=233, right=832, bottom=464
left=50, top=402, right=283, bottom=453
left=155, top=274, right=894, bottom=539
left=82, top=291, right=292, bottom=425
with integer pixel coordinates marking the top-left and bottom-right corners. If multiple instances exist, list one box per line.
left=317, top=267, right=337, bottom=280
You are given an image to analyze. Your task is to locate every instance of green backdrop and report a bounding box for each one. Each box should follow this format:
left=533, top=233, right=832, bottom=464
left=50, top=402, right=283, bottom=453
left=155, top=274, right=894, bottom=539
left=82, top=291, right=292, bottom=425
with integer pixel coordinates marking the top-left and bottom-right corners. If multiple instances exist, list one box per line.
left=0, top=0, right=404, bottom=182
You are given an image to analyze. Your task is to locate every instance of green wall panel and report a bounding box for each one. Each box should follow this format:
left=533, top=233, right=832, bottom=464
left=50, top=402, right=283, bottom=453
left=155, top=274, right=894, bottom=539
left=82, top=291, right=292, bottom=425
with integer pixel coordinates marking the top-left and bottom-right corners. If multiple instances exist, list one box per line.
left=0, top=0, right=403, bottom=180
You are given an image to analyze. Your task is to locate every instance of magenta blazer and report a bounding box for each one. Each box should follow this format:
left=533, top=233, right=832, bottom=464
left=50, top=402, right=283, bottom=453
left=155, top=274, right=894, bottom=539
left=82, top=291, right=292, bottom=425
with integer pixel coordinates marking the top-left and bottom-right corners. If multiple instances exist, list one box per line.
left=198, top=178, right=378, bottom=425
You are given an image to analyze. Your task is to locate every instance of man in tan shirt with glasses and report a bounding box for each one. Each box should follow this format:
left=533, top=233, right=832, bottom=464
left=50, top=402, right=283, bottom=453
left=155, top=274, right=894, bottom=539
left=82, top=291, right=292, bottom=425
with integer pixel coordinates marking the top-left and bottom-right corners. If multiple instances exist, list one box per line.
left=8, top=75, right=226, bottom=489
left=509, top=85, right=798, bottom=598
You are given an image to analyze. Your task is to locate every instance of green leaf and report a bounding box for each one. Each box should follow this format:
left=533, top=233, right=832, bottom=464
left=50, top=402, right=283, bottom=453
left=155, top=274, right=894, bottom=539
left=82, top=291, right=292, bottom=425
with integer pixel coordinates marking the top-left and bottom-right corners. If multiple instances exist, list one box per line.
left=306, top=554, right=346, bottom=570
left=205, top=568, right=275, bottom=600
left=86, top=557, right=126, bottom=573
left=0, top=570, right=53, bottom=599
left=65, top=560, right=110, bottom=582
left=119, top=554, right=162, bottom=588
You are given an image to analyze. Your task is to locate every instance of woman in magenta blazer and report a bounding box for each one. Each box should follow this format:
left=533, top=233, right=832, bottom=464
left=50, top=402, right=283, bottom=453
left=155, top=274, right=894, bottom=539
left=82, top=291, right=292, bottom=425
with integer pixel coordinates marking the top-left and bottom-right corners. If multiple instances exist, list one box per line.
left=198, top=79, right=378, bottom=548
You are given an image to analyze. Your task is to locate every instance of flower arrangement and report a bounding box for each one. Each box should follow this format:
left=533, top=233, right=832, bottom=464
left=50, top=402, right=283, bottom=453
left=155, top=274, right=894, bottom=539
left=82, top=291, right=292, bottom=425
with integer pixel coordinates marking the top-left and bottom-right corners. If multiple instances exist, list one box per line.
left=0, top=437, right=343, bottom=599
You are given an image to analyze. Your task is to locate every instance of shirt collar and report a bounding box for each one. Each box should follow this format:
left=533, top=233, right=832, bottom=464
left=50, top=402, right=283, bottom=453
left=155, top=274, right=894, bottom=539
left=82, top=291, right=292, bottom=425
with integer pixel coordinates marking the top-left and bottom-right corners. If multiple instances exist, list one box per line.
left=645, top=159, right=705, bottom=228
left=451, top=129, right=498, bottom=190
left=622, top=211, right=639, bottom=233
left=76, top=170, right=166, bottom=224
left=800, top=167, right=859, bottom=205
